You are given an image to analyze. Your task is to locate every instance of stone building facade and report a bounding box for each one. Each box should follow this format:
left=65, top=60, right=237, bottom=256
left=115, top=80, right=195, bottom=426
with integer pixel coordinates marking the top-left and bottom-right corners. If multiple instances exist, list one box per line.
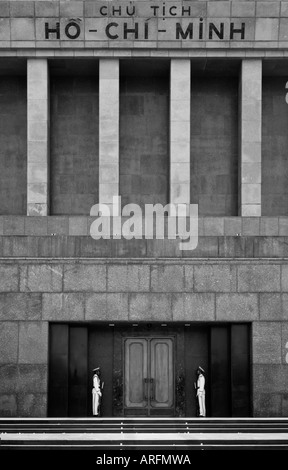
left=0, top=0, right=288, bottom=418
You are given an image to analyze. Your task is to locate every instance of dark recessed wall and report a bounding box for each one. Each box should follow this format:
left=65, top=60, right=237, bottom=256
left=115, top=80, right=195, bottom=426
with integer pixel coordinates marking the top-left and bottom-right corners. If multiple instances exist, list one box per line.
left=190, top=77, right=238, bottom=216
left=262, top=77, right=288, bottom=216
left=50, top=77, right=99, bottom=215
left=120, top=65, right=169, bottom=209
left=0, top=77, right=27, bottom=215
left=48, top=323, right=250, bottom=418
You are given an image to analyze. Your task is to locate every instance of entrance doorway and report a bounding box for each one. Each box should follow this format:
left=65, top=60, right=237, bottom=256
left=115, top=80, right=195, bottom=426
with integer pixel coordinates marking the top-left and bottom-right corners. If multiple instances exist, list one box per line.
left=48, top=323, right=251, bottom=418
left=124, top=337, right=174, bottom=416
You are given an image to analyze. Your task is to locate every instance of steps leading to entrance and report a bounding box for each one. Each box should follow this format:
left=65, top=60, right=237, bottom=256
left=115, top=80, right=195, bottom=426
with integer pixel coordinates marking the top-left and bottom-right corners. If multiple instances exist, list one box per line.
left=1, top=418, right=288, bottom=449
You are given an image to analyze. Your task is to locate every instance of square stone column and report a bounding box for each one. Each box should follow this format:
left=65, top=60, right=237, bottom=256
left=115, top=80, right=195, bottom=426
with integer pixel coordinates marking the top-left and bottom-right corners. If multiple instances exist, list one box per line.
left=239, top=60, right=262, bottom=216
left=27, top=59, right=49, bottom=216
left=170, top=60, right=191, bottom=205
left=99, top=59, right=119, bottom=206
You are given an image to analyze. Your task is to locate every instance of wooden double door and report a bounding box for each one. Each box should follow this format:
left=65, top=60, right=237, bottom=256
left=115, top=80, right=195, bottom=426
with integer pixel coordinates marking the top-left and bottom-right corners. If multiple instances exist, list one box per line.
left=124, top=337, right=174, bottom=416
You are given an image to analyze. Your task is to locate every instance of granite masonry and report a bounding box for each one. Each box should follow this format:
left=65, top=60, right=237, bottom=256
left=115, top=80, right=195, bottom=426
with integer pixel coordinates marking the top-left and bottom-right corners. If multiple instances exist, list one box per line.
left=0, top=0, right=288, bottom=417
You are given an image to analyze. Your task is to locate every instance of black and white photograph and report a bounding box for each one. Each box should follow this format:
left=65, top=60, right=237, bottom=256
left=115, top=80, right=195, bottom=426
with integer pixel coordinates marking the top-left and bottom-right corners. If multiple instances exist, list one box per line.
left=0, top=0, right=288, bottom=461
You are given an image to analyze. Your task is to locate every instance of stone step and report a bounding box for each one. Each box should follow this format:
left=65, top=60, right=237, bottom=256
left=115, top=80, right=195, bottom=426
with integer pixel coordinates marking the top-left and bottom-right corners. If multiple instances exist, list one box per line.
left=1, top=418, right=288, bottom=428
left=1, top=418, right=288, bottom=434
left=2, top=418, right=288, bottom=422
left=1, top=431, right=288, bottom=450
left=1, top=418, right=288, bottom=449
left=1, top=425, right=288, bottom=433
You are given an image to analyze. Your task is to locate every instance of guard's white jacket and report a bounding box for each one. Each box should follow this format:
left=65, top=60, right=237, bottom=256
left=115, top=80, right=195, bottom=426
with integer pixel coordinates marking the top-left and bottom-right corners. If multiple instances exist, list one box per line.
left=93, top=374, right=102, bottom=396
left=197, top=374, right=205, bottom=395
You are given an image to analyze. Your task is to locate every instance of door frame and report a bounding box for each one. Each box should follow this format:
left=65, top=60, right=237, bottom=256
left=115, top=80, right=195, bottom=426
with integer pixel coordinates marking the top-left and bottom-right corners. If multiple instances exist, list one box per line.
left=113, top=324, right=186, bottom=417
left=123, top=336, right=175, bottom=416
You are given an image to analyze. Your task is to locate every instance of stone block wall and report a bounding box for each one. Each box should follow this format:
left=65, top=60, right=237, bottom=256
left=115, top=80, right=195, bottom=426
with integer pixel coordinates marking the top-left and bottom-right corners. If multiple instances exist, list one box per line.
left=0, top=1, right=287, bottom=53
left=0, top=320, right=48, bottom=417
left=253, top=322, right=288, bottom=416
left=50, top=76, right=99, bottom=215
left=0, top=216, right=288, bottom=258
left=262, top=76, right=288, bottom=216
left=0, top=0, right=288, bottom=421
left=119, top=70, right=169, bottom=209
left=0, top=253, right=287, bottom=416
left=0, top=77, right=27, bottom=215
left=190, top=77, right=238, bottom=216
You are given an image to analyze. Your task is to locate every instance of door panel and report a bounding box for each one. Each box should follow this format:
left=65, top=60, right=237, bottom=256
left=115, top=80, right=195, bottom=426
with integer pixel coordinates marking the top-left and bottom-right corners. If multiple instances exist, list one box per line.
left=124, top=338, right=148, bottom=408
left=124, top=337, right=174, bottom=415
left=88, top=327, right=114, bottom=417
left=48, top=324, right=69, bottom=417
left=69, top=327, right=88, bottom=417
left=210, top=327, right=230, bottom=417
left=150, top=338, right=173, bottom=408
left=231, top=325, right=250, bottom=417
left=184, top=328, right=209, bottom=417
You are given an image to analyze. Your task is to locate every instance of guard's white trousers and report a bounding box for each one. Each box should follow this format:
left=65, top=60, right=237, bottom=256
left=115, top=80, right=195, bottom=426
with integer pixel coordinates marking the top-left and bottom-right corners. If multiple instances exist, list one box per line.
left=198, top=391, right=206, bottom=417
left=92, top=389, right=101, bottom=416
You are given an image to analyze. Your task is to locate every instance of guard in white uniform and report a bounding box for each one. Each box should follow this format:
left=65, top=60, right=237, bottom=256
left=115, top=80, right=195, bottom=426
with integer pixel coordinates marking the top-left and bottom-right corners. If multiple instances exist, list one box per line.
left=92, top=367, right=102, bottom=416
left=196, top=366, right=206, bottom=417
